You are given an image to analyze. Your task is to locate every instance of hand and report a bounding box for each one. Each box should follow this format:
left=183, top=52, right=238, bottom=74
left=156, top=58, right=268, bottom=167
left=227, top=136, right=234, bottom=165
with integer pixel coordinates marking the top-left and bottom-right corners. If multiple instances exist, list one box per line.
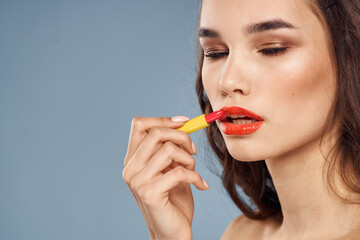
left=122, top=116, right=209, bottom=240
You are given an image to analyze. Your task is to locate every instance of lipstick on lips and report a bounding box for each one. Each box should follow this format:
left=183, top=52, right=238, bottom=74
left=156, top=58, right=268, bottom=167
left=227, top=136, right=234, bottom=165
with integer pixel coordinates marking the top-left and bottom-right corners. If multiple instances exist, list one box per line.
left=177, top=106, right=263, bottom=135
left=219, top=106, right=264, bottom=135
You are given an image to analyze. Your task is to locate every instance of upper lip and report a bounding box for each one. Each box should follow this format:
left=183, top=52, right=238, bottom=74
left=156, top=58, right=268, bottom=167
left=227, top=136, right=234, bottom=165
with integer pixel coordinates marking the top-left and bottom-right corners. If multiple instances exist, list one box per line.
left=219, top=106, right=264, bottom=121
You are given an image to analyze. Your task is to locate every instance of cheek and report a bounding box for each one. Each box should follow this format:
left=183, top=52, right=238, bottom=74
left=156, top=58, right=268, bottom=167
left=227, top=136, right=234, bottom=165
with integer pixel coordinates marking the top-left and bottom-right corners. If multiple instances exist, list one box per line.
left=260, top=51, right=335, bottom=115
left=259, top=50, right=336, bottom=149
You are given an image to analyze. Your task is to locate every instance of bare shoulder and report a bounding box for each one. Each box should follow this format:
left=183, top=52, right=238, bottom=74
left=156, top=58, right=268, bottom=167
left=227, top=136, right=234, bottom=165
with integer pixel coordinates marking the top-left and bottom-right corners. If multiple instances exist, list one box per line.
left=221, top=214, right=277, bottom=240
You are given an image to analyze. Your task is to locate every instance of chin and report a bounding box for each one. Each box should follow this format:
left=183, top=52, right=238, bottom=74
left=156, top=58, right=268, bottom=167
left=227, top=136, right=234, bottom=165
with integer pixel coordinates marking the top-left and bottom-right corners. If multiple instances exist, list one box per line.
left=223, top=137, right=269, bottom=162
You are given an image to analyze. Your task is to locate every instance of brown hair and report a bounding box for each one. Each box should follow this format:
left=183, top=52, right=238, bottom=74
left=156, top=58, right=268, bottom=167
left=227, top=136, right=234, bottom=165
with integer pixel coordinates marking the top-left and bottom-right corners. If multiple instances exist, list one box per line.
left=195, top=0, right=360, bottom=221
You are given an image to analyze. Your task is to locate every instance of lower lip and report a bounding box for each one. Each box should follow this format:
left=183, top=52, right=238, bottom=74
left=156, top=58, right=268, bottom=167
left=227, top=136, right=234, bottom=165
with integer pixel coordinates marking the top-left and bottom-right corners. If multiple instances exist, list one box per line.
left=220, top=121, right=264, bottom=135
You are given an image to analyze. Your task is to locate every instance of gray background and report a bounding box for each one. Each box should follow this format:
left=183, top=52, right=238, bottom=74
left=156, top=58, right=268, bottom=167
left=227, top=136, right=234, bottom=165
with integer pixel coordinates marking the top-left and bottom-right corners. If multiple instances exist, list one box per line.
left=0, top=0, right=241, bottom=239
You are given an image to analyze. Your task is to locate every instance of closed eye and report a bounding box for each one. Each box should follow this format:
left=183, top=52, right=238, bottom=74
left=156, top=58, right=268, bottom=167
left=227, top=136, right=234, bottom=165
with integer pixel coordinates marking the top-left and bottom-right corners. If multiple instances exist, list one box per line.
left=204, top=47, right=288, bottom=59
left=259, top=47, right=288, bottom=56
left=204, top=52, right=229, bottom=60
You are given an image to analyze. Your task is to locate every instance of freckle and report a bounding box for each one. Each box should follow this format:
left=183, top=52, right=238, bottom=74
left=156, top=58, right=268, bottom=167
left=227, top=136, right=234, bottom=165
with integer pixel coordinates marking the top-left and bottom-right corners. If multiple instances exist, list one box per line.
left=292, top=93, right=295, bottom=96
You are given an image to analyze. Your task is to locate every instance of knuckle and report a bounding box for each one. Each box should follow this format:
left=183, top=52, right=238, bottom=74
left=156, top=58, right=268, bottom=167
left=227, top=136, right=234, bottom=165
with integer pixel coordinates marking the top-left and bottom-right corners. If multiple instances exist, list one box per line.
left=162, top=142, right=176, bottom=154
left=179, top=130, right=191, bottom=142
left=129, top=177, right=140, bottom=192
left=183, top=132, right=192, bottom=143
left=131, top=117, right=145, bottom=130
left=122, top=167, right=131, bottom=184
left=148, top=127, right=163, bottom=139
left=180, top=132, right=193, bottom=149
left=188, top=157, right=196, bottom=171
left=138, top=186, right=154, bottom=205
left=172, top=166, right=186, bottom=177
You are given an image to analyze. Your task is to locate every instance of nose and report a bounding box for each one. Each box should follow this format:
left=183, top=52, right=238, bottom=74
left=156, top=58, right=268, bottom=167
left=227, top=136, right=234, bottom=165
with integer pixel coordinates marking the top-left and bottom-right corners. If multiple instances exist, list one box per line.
left=218, top=54, right=251, bottom=96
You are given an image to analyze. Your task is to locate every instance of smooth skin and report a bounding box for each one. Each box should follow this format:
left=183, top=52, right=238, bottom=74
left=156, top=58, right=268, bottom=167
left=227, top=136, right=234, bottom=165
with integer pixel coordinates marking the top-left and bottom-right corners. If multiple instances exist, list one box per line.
left=200, top=0, right=360, bottom=239
left=122, top=117, right=209, bottom=240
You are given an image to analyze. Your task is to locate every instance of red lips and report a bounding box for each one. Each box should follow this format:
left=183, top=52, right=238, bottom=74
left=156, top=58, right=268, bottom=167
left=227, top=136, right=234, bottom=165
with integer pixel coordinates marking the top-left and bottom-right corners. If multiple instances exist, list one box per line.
left=219, top=106, right=264, bottom=135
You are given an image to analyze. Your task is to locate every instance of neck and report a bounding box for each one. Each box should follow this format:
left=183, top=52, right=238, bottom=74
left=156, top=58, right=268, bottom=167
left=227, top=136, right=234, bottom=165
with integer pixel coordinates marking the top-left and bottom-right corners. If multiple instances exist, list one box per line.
left=265, top=139, right=360, bottom=239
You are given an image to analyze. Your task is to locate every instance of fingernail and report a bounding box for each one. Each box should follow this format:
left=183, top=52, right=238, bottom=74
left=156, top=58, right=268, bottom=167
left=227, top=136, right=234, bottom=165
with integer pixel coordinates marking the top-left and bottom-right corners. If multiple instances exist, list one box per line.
left=191, top=141, right=197, bottom=155
left=171, top=116, right=190, bottom=123
left=203, top=180, right=209, bottom=190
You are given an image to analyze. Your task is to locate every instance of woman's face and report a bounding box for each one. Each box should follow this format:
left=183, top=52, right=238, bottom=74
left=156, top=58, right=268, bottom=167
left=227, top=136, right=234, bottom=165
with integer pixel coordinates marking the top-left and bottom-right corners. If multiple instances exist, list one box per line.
left=200, top=0, right=336, bottom=161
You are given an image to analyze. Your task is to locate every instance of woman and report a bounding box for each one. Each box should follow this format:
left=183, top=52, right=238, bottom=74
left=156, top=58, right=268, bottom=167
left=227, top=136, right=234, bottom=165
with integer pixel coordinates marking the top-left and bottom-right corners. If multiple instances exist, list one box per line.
left=123, top=0, right=360, bottom=239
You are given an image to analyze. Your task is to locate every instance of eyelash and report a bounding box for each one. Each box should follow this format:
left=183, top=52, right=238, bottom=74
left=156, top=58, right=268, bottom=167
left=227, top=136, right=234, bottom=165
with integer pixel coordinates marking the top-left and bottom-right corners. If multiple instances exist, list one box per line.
left=259, top=47, right=288, bottom=55
left=204, top=47, right=288, bottom=59
left=204, top=52, right=228, bottom=59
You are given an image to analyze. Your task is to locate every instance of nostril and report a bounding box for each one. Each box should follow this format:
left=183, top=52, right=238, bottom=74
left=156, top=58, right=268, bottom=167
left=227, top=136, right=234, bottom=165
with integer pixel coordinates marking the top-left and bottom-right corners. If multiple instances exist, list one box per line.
left=234, top=89, right=244, bottom=94
left=218, top=86, right=249, bottom=96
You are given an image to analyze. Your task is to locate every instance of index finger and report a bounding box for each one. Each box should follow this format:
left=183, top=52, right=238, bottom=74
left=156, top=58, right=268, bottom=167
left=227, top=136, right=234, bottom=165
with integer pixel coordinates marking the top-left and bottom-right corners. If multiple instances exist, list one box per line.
left=124, top=116, right=188, bottom=165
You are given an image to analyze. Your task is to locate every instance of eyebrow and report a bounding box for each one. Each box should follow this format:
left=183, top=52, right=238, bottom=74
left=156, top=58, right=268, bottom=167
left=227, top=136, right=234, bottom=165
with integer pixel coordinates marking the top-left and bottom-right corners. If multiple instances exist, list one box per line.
left=246, top=19, right=295, bottom=34
left=198, top=28, right=219, bottom=38
left=198, top=19, right=296, bottom=38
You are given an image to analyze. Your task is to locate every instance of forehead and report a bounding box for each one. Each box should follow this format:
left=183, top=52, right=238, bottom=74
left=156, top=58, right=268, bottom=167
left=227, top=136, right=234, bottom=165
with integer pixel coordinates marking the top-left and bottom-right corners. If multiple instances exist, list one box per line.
left=200, top=0, right=315, bottom=30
